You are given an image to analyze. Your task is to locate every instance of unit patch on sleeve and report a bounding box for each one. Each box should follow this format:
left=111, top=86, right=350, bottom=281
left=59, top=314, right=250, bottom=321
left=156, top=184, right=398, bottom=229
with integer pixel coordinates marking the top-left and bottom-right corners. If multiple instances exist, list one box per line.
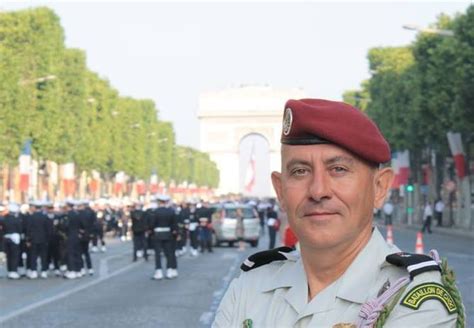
left=400, top=282, right=457, bottom=314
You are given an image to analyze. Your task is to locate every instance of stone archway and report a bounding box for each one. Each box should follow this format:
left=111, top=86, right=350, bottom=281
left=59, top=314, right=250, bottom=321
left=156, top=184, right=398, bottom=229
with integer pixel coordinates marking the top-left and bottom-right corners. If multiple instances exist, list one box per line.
left=198, top=85, right=306, bottom=196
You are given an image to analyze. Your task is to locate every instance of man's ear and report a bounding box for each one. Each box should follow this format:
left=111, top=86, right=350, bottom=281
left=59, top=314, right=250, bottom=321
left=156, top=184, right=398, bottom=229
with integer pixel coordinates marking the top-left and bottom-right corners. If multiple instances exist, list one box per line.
left=271, top=171, right=286, bottom=211
left=373, top=167, right=394, bottom=208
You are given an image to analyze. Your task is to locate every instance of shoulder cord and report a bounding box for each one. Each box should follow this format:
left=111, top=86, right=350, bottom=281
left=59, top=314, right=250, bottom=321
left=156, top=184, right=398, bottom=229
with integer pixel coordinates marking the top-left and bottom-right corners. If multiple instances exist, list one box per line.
left=358, top=249, right=465, bottom=328
left=430, top=250, right=465, bottom=328
left=357, top=276, right=410, bottom=328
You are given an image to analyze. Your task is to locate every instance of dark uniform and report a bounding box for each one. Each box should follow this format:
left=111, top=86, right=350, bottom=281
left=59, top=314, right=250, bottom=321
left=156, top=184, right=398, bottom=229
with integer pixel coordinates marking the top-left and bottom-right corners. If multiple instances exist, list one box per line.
left=266, top=206, right=279, bottom=249
left=196, top=203, right=214, bottom=253
left=46, top=205, right=63, bottom=274
left=181, top=204, right=199, bottom=256
left=0, top=206, right=22, bottom=277
left=149, top=198, right=178, bottom=279
left=24, top=203, right=51, bottom=276
left=78, top=203, right=96, bottom=273
left=131, top=204, right=148, bottom=261
left=65, top=203, right=84, bottom=277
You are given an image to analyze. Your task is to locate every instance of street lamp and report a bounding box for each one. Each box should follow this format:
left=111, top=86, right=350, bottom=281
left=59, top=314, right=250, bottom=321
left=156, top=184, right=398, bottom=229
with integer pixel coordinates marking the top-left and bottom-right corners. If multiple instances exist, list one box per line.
left=19, top=74, right=57, bottom=86
left=403, top=24, right=454, bottom=37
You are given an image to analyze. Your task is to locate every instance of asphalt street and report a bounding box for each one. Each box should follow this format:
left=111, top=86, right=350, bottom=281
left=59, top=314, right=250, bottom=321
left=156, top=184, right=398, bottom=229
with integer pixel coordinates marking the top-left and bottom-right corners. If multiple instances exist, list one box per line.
left=0, top=226, right=472, bottom=327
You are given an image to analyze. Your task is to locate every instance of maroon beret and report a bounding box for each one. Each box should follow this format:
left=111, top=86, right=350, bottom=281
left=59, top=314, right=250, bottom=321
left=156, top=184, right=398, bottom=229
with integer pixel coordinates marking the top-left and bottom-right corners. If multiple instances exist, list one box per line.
left=281, top=99, right=391, bottom=164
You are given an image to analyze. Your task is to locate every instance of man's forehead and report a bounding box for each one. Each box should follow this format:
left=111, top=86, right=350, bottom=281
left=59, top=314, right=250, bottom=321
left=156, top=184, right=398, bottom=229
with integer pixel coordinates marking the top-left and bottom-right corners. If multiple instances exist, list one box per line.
left=282, top=143, right=356, bottom=160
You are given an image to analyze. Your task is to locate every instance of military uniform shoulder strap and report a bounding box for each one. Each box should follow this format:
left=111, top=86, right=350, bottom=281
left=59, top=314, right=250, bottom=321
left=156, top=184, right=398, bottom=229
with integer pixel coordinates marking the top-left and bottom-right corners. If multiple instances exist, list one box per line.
left=386, top=252, right=440, bottom=279
left=365, top=251, right=465, bottom=328
left=241, top=246, right=295, bottom=272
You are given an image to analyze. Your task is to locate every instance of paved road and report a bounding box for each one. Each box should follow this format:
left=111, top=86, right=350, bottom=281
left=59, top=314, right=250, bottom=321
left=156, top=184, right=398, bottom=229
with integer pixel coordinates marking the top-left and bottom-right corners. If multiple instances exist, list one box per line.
left=0, top=226, right=472, bottom=327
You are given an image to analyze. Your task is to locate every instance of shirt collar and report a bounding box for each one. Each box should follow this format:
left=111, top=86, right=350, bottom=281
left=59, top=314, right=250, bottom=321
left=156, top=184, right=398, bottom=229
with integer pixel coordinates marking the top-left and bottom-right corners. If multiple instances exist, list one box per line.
left=336, top=227, right=400, bottom=304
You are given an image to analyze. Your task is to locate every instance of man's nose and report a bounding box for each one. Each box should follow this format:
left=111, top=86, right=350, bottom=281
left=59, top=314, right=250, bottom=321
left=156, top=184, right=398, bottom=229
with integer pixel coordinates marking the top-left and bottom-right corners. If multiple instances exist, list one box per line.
left=308, top=169, right=332, bottom=202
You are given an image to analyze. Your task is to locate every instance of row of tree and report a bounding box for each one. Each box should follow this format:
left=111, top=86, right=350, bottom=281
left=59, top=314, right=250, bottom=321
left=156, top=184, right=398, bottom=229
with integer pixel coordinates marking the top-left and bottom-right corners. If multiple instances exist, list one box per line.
left=0, top=7, right=219, bottom=188
left=343, top=5, right=473, bottom=191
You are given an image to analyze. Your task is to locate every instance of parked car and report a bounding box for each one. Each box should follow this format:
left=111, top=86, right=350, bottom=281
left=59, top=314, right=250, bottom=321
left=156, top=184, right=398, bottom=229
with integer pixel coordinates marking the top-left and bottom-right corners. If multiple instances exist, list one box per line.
left=211, top=204, right=260, bottom=247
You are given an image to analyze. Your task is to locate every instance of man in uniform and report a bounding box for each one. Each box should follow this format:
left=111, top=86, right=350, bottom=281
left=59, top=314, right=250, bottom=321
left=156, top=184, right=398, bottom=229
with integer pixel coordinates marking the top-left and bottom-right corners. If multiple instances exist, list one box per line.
left=131, top=201, right=148, bottom=261
left=213, top=99, right=464, bottom=327
left=0, top=203, right=22, bottom=279
left=64, top=200, right=84, bottom=279
left=78, top=200, right=96, bottom=275
left=149, top=195, right=178, bottom=280
left=180, top=200, right=199, bottom=257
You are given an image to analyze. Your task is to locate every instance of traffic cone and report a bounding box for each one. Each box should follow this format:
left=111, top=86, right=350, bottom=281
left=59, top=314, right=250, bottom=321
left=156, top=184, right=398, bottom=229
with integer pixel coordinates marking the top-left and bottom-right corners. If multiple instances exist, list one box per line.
left=386, top=225, right=394, bottom=245
left=415, top=232, right=424, bottom=254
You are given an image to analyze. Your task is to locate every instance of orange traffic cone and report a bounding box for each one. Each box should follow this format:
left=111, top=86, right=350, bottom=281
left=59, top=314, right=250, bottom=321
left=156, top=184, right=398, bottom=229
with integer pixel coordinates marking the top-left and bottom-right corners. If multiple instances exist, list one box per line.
left=415, top=232, right=424, bottom=254
left=386, top=225, right=394, bottom=245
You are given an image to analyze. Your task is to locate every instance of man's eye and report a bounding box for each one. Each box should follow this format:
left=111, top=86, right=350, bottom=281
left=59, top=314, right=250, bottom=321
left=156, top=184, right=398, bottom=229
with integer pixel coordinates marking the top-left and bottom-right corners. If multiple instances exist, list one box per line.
left=332, top=166, right=347, bottom=173
left=291, top=168, right=308, bottom=176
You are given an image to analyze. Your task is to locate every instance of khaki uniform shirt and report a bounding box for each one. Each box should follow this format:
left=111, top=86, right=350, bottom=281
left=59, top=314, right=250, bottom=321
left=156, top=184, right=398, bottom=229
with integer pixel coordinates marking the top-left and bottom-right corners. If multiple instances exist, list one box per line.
left=213, top=228, right=458, bottom=327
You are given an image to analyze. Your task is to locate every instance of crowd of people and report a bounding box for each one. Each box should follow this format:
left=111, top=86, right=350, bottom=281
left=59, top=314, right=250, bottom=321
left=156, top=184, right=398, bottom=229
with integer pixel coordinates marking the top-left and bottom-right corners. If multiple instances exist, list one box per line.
left=0, top=196, right=284, bottom=281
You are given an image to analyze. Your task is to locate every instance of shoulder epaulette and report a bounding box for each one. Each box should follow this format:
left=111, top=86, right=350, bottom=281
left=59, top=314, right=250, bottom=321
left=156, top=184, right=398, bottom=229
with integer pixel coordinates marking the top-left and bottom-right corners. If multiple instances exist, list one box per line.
left=386, top=252, right=440, bottom=280
left=241, top=246, right=295, bottom=272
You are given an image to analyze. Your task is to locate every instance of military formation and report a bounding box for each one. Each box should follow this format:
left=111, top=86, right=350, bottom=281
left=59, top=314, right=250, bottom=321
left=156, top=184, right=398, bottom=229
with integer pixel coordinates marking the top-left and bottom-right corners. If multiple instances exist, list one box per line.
left=0, top=195, right=217, bottom=281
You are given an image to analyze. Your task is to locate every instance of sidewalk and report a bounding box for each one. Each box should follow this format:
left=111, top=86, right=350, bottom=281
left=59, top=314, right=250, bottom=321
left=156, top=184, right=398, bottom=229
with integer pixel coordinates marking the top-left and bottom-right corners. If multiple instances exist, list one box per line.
left=394, top=222, right=474, bottom=240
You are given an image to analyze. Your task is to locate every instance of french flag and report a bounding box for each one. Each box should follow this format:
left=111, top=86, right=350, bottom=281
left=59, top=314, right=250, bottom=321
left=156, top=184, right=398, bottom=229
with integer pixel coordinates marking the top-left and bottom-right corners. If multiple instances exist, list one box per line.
left=447, top=132, right=466, bottom=178
left=398, top=150, right=410, bottom=185
left=19, top=140, right=32, bottom=192
left=62, top=163, right=75, bottom=196
left=244, top=144, right=256, bottom=193
left=391, top=150, right=410, bottom=189
left=150, top=171, right=158, bottom=193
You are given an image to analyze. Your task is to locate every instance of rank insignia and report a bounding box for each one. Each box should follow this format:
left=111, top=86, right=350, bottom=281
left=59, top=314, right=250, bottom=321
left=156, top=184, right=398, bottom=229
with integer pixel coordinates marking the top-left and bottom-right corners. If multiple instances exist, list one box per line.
left=242, top=318, right=253, bottom=328
left=400, top=282, right=457, bottom=314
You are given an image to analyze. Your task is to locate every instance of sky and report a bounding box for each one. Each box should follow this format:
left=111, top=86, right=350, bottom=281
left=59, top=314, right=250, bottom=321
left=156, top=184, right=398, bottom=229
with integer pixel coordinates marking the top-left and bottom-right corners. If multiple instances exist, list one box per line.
left=2, top=1, right=472, bottom=150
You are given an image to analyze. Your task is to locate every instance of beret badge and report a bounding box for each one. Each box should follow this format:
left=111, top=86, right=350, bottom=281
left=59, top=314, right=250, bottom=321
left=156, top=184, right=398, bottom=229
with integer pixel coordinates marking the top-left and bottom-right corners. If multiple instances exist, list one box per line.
left=283, top=107, right=293, bottom=136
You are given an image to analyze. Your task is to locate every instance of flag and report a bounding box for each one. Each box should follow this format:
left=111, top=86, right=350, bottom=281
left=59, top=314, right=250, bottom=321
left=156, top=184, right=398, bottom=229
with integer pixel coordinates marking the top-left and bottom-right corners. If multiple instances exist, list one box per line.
left=244, top=144, right=256, bottom=193
left=136, top=179, right=146, bottom=195
left=89, top=170, right=100, bottom=194
left=150, top=171, right=158, bottom=193
left=62, top=163, right=75, bottom=196
left=19, top=140, right=32, bottom=192
left=114, top=171, right=125, bottom=194
left=398, top=150, right=410, bottom=185
left=447, top=132, right=466, bottom=178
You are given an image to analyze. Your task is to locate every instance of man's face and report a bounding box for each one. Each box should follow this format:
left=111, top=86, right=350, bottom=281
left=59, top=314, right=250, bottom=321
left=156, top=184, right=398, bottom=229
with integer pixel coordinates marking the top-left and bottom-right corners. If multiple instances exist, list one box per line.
left=271, top=144, right=392, bottom=250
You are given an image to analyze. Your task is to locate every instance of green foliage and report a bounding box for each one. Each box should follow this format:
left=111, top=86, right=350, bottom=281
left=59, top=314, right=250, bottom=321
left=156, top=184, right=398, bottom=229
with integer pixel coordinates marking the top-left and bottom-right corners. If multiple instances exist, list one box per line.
left=348, top=5, right=474, bottom=178
left=0, top=7, right=219, bottom=189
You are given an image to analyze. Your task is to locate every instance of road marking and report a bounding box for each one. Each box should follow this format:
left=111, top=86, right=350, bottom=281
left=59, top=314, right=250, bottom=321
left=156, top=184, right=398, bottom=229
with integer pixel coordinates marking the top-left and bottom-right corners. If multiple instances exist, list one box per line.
left=98, top=252, right=130, bottom=277
left=0, top=259, right=141, bottom=324
left=199, top=252, right=245, bottom=326
left=443, top=252, right=474, bottom=261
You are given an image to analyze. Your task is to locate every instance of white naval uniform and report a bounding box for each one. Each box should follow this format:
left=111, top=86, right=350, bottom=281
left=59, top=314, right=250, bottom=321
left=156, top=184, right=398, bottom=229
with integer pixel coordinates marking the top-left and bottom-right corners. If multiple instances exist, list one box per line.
left=213, top=228, right=458, bottom=328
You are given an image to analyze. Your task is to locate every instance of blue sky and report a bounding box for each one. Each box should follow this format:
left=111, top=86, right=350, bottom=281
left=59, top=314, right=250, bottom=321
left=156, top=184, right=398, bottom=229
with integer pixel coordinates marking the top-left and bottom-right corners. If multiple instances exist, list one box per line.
left=2, top=1, right=471, bottom=149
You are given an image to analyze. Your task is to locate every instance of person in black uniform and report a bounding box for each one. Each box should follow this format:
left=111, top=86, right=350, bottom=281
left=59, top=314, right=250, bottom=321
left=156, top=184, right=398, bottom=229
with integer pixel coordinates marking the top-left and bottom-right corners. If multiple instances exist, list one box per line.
left=196, top=201, right=214, bottom=253
left=266, top=205, right=280, bottom=249
left=149, top=195, right=178, bottom=280
left=17, top=203, right=31, bottom=277
left=131, top=202, right=148, bottom=261
left=181, top=201, right=199, bottom=257
left=176, top=202, right=189, bottom=256
left=25, top=201, right=51, bottom=279
left=45, top=202, right=63, bottom=276
left=0, top=203, right=23, bottom=279
left=64, top=200, right=84, bottom=279
left=92, top=202, right=107, bottom=253
left=78, top=200, right=96, bottom=276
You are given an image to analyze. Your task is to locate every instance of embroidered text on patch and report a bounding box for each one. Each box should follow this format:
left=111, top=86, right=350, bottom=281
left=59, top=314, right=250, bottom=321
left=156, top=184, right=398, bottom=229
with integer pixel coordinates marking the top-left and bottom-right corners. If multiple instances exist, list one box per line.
left=400, top=282, right=457, bottom=314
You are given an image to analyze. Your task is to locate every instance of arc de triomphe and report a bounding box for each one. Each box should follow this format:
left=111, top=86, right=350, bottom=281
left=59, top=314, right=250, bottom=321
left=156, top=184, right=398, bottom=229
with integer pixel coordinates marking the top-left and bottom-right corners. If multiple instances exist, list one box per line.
left=198, top=86, right=306, bottom=197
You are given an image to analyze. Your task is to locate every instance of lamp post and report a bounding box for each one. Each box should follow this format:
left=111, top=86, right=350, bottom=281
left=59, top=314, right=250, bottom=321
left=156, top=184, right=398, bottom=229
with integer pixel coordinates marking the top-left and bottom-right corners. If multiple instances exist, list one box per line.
left=403, top=24, right=454, bottom=37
